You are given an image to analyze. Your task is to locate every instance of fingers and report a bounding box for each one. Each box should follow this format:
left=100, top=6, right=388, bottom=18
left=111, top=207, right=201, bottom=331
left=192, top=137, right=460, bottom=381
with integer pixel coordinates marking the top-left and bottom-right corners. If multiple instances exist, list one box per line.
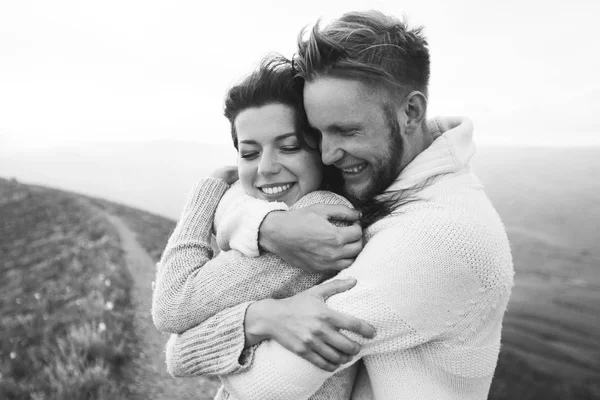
left=340, top=238, right=363, bottom=259
left=321, top=327, right=361, bottom=358
left=308, top=339, right=350, bottom=367
left=332, top=258, right=354, bottom=271
left=312, top=278, right=357, bottom=300
left=300, top=352, right=338, bottom=372
left=338, top=224, right=363, bottom=245
left=328, top=310, right=376, bottom=339
left=315, top=204, right=361, bottom=223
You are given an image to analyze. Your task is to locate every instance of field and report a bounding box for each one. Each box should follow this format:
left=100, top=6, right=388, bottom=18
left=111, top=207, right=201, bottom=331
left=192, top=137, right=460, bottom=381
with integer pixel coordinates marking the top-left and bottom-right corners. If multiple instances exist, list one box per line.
left=0, top=178, right=221, bottom=400
left=0, top=178, right=135, bottom=399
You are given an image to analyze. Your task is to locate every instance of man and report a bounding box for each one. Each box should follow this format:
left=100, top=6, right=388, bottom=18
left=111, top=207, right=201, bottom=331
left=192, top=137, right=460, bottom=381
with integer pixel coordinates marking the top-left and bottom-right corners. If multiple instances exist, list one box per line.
left=166, top=10, right=513, bottom=399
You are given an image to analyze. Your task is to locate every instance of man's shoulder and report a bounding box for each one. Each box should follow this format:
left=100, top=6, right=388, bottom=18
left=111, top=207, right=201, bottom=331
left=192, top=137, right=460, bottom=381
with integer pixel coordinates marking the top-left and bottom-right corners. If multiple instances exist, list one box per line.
left=365, top=201, right=509, bottom=252
left=365, top=203, right=459, bottom=238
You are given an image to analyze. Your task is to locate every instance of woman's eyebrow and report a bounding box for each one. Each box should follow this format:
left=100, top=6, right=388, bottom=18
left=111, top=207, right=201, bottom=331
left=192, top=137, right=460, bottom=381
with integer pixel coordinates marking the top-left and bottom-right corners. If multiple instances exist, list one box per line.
left=274, top=132, right=297, bottom=141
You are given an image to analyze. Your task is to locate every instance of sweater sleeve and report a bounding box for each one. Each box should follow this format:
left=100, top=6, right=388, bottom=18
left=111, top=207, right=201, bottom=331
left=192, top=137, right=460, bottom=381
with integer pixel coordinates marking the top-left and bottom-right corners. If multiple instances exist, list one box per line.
left=151, top=178, right=229, bottom=333
left=164, top=302, right=256, bottom=377
left=165, top=304, right=359, bottom=400
left=221, top=210, right=513, bottom=400
left=152, top=189, right=353, bottom=334
left=214, top=182, right=288, bottom=257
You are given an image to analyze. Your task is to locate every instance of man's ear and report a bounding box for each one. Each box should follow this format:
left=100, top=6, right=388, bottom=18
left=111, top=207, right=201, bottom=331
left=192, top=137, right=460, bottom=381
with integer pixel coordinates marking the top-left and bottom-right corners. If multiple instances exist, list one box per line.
left=400, top=91, right=427, bottom=135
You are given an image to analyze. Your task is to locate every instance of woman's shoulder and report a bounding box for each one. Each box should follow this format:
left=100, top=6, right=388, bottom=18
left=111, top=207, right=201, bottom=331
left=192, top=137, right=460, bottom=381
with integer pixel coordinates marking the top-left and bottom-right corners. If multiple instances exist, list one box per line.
left=290, top=190, right=354, bottom=210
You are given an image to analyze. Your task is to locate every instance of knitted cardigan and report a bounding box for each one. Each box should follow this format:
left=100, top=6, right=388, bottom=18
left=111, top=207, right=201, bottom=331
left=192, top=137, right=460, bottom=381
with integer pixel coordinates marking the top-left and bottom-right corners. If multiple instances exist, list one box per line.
left=152, top=182, right=361, bottom=400
left=162, top=117, right=514, bottom=400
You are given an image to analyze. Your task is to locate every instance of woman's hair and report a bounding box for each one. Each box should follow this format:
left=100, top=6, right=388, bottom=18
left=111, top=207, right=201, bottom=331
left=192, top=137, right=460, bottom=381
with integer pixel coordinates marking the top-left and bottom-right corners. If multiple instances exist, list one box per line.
left=224, top=54, right=314, bottom=150
left=223, top=54, right=343, bottom=193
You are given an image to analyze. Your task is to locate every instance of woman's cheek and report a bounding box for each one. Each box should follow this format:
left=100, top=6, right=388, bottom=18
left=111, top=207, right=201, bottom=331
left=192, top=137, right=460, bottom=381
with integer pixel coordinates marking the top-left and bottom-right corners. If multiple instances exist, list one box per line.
left=297, top=151, right=324, bottom=192
left=237, top=164, right=256, bottom=197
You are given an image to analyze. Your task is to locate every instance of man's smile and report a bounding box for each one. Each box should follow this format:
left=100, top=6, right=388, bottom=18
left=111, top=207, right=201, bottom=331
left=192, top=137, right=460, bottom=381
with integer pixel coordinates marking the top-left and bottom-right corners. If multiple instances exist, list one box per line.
left=339, top=163, right=368, bottom=175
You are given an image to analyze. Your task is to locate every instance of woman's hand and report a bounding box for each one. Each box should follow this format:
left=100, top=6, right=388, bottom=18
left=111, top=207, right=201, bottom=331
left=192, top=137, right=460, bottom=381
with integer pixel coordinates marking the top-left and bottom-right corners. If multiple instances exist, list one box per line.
left=210, top=166, right=239, bottom=185
left=244, top=278, right=375, bottom=372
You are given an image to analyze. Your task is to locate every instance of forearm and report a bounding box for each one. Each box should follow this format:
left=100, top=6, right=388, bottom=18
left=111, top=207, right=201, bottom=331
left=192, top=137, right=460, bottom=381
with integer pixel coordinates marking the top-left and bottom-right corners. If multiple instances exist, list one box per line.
left=152, top=178, right=229, bottom=333
left=167, top=299, right=359, bottom=400
left=154, top=193, right=350, bottom=334
left=223, top=339, right=358, bottom=400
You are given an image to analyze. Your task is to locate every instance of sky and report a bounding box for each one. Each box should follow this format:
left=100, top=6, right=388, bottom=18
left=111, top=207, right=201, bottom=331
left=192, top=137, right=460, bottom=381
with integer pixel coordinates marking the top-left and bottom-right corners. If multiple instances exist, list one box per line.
left=1, top=0, right=599, bottom=151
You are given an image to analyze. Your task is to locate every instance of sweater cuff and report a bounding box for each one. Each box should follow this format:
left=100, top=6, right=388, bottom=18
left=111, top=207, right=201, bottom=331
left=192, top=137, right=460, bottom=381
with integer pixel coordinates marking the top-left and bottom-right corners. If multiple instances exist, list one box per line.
left=214, top=182, right=288, bottom=257
left=166, top=301, right=256, bottom=377
left=168, top=178, right=229, bottom=245
left=228, top=201, right=288, bottom=257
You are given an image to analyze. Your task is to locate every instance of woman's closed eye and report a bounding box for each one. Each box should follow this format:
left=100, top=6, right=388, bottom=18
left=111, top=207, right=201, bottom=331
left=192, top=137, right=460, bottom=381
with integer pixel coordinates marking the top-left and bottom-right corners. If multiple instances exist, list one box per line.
left=240, top=151, right=259, bottom=160
left=280, top=145, right=300, bottom=153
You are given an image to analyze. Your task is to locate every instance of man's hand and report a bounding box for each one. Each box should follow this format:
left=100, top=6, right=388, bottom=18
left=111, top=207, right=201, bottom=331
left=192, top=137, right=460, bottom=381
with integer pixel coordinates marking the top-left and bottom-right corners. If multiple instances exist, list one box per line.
left=258, top=204, right=363, bottom=272
left=210, top=166, right=239, bottom=185
left=245, top=278, right=375, bottom=371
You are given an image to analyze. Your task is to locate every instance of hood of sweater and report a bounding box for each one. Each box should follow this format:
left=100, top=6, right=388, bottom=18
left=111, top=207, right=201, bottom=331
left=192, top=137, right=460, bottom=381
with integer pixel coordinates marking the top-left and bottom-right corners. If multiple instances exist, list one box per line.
left=380, top=116, right=475, bottom=195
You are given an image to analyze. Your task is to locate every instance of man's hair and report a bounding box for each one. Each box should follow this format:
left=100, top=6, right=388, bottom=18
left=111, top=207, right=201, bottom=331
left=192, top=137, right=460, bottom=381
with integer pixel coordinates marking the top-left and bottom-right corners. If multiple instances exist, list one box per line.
left=224, top=54, right=317, bottom=150
left=293, top=11, right=432, bottom=225
left=293, top=10, right=430, bottom=100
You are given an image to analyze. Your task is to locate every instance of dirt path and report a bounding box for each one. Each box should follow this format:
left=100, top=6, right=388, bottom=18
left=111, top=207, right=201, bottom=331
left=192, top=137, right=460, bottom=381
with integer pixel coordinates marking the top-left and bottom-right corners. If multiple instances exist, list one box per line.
left=106, top=214, right=221, bottom=400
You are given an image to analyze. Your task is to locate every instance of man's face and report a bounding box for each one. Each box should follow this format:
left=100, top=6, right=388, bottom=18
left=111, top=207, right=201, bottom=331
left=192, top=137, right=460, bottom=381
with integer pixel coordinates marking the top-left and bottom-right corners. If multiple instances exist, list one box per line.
left=304, top=76, right=405, bottom=203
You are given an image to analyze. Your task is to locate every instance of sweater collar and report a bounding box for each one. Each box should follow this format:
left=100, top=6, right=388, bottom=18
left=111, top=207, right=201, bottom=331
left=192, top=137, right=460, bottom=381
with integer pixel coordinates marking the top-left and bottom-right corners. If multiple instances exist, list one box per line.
left=380, top=116, right=476, bottom=193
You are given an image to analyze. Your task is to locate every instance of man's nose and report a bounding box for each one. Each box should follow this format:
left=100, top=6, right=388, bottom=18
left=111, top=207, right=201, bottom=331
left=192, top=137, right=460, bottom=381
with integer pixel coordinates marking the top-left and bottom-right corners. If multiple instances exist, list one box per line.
left=257, top=152, right=281, bottom=175
left=320, top=134, right=343, bottom=166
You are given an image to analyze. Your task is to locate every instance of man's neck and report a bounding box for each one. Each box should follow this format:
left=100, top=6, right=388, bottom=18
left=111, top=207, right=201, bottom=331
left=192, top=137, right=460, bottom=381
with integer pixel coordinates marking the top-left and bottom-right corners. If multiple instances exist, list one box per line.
left=397, top=119, right=439, bottom=175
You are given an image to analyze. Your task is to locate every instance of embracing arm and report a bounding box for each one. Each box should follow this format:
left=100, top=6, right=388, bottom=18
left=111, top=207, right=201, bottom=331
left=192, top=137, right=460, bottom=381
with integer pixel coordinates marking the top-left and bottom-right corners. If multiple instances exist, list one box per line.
left=216, top=184, right=363, bottom=272
left=164, top=277, right=374, bottom=378
left=164, top=306, right=360, bottom=400
left=152, top=185, right=360, bottom=334
left=152, top=178, right=229, bottom=333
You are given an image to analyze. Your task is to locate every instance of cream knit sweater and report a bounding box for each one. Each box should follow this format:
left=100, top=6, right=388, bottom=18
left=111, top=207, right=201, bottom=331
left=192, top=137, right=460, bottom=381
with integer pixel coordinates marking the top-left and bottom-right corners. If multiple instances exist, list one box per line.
left=163, top=117, right=514, bottom=400
left=152, top=182, right=361, bottom=399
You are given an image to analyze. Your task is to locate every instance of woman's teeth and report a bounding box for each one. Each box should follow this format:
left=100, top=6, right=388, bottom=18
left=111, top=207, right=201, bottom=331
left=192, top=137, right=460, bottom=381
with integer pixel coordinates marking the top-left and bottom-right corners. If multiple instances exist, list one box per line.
left=342, top=164, right=367, bottom=174
left=260, top=183, right=293, bottom=195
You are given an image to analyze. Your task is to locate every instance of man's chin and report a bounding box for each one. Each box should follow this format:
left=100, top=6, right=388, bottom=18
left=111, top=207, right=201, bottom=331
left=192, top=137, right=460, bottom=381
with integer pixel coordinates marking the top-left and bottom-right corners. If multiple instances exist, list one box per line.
left=343, top=182, right=376, bottom=205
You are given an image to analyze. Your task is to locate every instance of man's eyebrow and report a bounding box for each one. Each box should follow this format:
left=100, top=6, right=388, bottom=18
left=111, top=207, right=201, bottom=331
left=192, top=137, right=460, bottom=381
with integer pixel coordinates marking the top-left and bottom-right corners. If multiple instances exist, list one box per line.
left=239, top=132, right=297, bottom=145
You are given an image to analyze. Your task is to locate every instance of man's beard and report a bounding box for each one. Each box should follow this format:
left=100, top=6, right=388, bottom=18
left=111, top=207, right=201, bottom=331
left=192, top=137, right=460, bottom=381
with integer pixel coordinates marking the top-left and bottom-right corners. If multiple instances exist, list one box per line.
left=342, top=110, right=404, bottom=204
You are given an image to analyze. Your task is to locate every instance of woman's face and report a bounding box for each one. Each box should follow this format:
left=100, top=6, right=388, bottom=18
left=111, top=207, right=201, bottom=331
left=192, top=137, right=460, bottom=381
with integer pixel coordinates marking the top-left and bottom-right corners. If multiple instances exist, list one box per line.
left=235, top=103, right=323, bottom=206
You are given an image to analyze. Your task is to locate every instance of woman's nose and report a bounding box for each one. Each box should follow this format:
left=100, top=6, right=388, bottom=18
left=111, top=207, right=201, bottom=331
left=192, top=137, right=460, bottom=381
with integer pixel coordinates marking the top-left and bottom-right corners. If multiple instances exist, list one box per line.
left=257, top=153, right=281, bottom=175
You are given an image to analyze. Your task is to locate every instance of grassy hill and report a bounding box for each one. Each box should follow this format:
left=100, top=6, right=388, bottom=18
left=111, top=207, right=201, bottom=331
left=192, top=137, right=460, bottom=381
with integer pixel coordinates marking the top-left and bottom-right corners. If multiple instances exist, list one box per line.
left=0, top=178, right=136, bottom=399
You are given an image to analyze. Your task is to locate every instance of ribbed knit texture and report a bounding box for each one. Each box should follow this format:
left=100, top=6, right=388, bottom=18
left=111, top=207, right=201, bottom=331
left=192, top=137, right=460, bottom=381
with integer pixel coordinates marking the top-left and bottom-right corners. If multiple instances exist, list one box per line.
left=212, top=117, right=515, bottom=400
left=152, top=179, right=361, bottom=399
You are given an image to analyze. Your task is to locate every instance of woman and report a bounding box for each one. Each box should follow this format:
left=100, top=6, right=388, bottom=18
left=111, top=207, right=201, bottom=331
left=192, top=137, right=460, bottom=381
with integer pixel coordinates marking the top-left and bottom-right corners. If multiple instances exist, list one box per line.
left=151, top=55, right=366, bottom=399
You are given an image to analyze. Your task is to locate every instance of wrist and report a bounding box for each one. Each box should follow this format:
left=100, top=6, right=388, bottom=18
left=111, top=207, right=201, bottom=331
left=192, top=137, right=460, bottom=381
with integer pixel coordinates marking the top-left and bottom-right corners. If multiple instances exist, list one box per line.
left=244, top=299, right=278, bottom=347
left=257, top=211, right=284, bottom=253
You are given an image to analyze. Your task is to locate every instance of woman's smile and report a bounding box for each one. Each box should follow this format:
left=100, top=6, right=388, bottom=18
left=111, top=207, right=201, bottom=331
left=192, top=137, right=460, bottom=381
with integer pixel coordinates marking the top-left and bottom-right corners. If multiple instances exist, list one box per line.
left=258, top=182, right=296, bottom=196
